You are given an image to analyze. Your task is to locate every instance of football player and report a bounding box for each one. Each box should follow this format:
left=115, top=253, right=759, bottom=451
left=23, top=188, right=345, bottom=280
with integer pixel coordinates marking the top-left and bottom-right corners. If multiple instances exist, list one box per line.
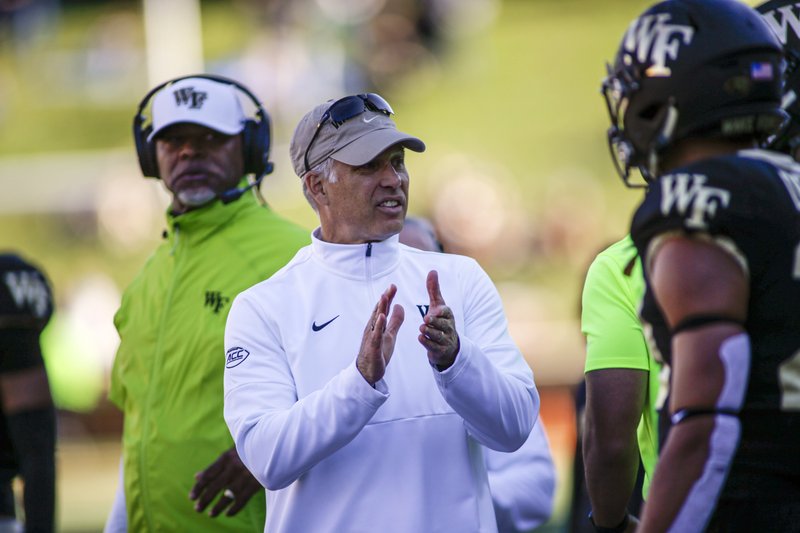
left=0, top=253, right=56, bottom=532
left=602, top=0, right=800, bottom=531
left=758, top=0, right=800, bottom=158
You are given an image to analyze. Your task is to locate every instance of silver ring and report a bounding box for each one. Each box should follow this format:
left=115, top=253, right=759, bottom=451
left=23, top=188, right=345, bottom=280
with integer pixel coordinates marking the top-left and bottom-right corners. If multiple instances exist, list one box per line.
left=223, top=488, right=235, bottom=500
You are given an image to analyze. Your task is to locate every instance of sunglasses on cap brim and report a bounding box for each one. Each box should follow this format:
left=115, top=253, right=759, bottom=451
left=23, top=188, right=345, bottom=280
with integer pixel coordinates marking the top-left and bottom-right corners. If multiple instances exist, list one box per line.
left=303, top=93, right=394, bottom=173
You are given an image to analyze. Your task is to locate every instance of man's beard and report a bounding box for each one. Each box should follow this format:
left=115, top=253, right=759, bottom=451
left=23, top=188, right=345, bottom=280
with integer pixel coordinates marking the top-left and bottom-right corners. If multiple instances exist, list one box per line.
left=177, top=186, right=217, bottom=207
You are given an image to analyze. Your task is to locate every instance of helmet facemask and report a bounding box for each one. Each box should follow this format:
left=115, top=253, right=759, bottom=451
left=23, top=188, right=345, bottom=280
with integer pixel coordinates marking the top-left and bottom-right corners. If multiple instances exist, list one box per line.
left=604, top=0, right=787, bottom=187
left=603, top=64, right=679, bottom=187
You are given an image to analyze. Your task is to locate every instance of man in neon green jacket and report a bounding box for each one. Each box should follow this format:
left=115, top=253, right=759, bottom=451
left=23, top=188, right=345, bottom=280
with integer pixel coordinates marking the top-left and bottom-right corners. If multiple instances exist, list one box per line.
left=105, top=75, right=309, bottom=532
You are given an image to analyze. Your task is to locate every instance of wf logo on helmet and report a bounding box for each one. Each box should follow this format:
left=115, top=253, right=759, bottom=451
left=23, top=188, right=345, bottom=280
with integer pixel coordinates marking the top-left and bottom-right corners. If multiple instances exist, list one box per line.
left=173, top=87, right=207, bottom=109
left=623, top=13, right=694, bottom=77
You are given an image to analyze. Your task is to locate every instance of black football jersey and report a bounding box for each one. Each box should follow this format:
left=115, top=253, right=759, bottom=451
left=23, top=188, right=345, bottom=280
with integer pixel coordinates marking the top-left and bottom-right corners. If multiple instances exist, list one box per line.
left=0, top=254, right=52, bottom=332
left=0, top=254, right=54, bottom=473
left=0, top=253, right=53, bottom=374
left=631, top=149, right=800, bottom=499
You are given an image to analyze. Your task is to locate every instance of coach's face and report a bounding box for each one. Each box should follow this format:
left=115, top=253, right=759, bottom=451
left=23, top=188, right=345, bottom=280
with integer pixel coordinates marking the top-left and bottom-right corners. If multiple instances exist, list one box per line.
left=156, top=123, right=244, bottom=214
left=313, top=145, right=409, bottom=244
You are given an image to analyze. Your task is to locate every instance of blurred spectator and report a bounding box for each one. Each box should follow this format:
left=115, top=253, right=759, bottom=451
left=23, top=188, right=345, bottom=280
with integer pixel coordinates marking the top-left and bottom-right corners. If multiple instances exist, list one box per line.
left=0, top=0, right=59, bottom=53
left=400, top=216, right=556, bottom=533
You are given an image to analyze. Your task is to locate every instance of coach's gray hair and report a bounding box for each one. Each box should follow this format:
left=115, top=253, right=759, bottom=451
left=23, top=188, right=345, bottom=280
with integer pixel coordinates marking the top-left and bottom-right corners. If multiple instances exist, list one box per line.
left=302, top=158, right=337, bottom=211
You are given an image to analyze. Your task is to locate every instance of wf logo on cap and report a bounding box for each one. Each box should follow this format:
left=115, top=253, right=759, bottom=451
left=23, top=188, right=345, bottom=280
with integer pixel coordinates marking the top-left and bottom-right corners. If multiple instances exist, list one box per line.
left=173, top=87, right=207, bottom=109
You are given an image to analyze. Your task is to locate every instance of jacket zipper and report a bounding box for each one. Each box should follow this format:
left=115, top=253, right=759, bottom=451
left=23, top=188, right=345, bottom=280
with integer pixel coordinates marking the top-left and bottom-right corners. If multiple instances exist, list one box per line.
left=170, top=223, right=181, bottom=255
left=365, top=243, right=375, bottom=303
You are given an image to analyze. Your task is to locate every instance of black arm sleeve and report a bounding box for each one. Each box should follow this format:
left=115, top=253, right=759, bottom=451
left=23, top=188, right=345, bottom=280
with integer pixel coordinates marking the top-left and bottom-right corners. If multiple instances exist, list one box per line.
left=6, top=405, right=56, bottom=533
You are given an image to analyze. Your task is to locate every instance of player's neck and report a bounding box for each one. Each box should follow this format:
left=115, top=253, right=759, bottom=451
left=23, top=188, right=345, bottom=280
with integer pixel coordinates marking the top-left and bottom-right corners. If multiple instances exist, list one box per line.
left=660, top=137, right=756, bottom=174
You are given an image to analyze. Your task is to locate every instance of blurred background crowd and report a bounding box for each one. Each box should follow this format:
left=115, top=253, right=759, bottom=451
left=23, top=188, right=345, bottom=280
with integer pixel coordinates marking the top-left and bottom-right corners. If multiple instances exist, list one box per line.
left=0, top=0, right=693, bottom=530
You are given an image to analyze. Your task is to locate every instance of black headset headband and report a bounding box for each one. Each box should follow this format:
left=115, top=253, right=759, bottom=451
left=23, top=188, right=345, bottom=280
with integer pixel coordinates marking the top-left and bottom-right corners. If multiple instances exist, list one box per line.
left=133, top=73, right=273, bottom=180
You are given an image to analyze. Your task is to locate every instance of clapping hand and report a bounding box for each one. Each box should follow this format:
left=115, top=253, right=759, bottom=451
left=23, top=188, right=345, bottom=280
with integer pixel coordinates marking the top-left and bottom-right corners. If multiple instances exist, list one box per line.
left=357, top=284, right=405, bottom=385
left=418, top=270, right=459, bottom=370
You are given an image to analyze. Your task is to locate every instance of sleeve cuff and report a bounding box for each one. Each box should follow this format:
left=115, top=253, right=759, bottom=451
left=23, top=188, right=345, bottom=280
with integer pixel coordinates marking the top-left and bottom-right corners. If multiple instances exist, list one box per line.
left=348, top=361, right=389, bottom=404
left=431, top=336, right=471, bottom=387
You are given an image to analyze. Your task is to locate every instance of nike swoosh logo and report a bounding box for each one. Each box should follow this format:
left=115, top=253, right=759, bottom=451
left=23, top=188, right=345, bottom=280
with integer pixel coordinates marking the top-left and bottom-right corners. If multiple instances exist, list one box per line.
left=362, top=116, right=379, bottom=123
left=312, top=315, right=340, bottom=332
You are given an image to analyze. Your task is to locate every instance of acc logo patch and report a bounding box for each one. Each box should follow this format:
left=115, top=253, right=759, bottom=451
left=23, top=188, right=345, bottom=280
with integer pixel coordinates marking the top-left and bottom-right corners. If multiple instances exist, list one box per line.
left=225, top=347, right=250, bottom=369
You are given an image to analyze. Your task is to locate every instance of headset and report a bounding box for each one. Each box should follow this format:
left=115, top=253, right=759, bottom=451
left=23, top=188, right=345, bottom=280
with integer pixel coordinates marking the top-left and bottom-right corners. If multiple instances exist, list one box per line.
left=132, top=74, right=274, bottom=203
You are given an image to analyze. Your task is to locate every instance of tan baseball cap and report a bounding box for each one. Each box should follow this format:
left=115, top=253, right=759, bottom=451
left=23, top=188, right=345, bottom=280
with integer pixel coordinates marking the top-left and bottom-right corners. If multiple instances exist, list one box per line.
left=289, top=96, right=425, bottom=177
left=148, top=77, right=247, bottom=141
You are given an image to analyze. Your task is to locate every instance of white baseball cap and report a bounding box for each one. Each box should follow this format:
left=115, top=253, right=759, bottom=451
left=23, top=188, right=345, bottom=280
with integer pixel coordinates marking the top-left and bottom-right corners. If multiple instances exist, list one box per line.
left=147, top=77, right=247, bottom=141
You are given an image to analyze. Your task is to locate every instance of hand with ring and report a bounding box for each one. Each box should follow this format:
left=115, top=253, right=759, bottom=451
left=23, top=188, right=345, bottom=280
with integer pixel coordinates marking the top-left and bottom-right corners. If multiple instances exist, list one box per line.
left=418, top=270, right=459, bottom=370
left=189, top=446, right=262, bottom=517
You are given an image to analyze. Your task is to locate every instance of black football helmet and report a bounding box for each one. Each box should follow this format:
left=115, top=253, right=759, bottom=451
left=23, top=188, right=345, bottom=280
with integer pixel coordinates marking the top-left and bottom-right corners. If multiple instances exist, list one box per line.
left=603, top=0, right=788, bottom=186
left=757, top=0, right=800, bottom=154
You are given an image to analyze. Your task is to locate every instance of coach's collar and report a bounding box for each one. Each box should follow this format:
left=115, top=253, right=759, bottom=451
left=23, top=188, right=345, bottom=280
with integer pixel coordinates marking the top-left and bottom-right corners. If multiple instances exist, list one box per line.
left=310, top=229, right=401, bottom=280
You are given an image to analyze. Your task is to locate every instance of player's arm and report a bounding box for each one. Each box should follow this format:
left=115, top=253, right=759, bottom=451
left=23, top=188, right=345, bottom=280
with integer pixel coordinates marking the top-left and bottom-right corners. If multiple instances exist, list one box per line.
left=0, top=362, right=56, bottom=533
left=638, top=235, right=748, bottom=532
left=583, top=367, right=646, bottom=530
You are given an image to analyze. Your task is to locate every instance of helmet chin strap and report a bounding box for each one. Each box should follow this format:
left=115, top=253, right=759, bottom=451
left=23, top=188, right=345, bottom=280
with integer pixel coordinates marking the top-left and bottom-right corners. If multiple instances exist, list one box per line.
left=646, top=102, right=679, bottom=180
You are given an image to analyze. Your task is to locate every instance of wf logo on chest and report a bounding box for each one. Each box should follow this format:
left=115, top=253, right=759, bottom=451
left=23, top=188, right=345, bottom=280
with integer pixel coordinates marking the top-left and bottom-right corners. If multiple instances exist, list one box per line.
left=173, top=87, right=207, bottom=109
left=205, top=291, right=230, bottom=314
left=623, top=13, right=694, bottom=77
left=660, top=174, right=731, bottom=230
left=4, top=271, right=49, bottom=318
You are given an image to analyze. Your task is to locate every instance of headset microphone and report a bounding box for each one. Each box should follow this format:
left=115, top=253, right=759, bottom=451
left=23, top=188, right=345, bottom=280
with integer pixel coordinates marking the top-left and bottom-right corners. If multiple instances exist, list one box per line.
left=218, top=177, right=260, bottom=205
left=218, top=162, right=274, bottom=204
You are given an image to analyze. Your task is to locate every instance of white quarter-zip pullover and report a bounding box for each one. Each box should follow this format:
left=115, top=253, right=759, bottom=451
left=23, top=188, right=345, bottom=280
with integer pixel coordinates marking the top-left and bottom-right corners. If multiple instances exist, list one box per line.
left=224, top=230, right=539, bottom=533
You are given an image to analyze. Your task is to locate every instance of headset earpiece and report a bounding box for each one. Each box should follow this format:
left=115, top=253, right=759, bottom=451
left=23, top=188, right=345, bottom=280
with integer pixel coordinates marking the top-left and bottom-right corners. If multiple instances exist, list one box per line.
left=134, top=117, right=160, bottom=178
left=241, top=114, right=271, bottom=177
left=132, top=74, right=273, bottom=181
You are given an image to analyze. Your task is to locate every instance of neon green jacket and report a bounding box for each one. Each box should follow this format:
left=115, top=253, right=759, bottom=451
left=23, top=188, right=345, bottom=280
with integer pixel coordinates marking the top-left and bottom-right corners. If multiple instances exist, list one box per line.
left=110, top=194, right=309, bottom=532
left=582, top=235, right=662, bottom=498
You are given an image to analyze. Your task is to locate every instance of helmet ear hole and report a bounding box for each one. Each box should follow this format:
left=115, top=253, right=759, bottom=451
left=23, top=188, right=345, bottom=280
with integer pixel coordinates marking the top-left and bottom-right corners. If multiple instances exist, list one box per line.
left=639, top=104, right=662, bottom=121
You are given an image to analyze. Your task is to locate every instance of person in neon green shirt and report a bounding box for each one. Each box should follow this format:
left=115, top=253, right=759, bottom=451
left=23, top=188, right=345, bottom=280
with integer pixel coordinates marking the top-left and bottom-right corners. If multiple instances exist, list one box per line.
left=105, top=76, right=309, bottom=532
left=581, top=235, right=663, bottom=533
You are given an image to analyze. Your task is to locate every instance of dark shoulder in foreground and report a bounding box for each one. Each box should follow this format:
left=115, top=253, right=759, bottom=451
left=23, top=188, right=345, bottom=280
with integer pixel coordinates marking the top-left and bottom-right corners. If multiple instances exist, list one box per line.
left=631, top=149, right=800, bottom=253
left=0, top=253, right=54, bottom=330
